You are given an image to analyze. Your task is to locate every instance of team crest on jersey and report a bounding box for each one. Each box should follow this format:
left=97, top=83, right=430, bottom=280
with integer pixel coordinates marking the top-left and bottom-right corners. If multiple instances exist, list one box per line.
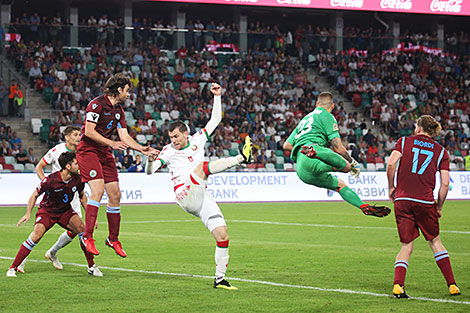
left=90, top=170, right=97, bottom=178
left=92, top=103, right=98, bottom=110
left=72, top=186, right=77, bottom=192
left=333, top=123, right=338, bottom=131
left=115, top=113, right=120, bottom=120
left=191, top=145, right=198, bottom=151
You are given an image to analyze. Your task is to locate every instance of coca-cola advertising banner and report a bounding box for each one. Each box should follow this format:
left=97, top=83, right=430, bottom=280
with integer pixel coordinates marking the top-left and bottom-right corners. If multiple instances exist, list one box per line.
left=153, top=0, right=470, bottom=16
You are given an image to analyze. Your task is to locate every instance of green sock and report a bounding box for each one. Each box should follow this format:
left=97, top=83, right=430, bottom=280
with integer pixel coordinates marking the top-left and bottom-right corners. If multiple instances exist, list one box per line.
left=339, top=186, right=365, bottom=209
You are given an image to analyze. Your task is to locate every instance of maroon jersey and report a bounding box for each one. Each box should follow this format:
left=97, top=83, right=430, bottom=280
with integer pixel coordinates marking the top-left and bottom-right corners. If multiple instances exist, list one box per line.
left=37, top=171, right=84, bottom=213
left=393, top=134, right=449, bottom=204
left=80, top=94, right=127, bottom=149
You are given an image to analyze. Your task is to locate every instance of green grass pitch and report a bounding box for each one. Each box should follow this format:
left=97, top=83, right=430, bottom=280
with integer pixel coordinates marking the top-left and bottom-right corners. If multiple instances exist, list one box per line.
left=1, top=201, right=469, bottom=312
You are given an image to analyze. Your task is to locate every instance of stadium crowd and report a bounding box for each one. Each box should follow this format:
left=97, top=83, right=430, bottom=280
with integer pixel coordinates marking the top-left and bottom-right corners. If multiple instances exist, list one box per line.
left=4, top=11, right=470, bottom=172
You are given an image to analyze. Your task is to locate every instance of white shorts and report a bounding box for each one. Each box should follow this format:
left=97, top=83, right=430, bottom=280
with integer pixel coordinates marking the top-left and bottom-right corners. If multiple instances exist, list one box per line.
left=175, top=173, right=226, bottom=232
left=71, top=192, right=82, bottom=218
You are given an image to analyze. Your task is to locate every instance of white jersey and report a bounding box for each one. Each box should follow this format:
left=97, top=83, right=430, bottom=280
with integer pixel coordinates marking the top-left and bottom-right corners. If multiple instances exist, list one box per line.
left=43, top=143, right=73, bottom=172
left=157, top=129, right=209, bottom=191
left=42, top=142, right=82, bottom=216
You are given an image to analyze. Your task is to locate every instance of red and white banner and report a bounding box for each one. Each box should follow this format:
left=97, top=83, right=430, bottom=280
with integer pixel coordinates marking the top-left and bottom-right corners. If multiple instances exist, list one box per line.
left=382, top=42, right=455, bottom=57
left=152, top=0, right=470, bottom=16
left=203, top=41, right=239, bottom=53
left=4, top=33, right=21, bottom=42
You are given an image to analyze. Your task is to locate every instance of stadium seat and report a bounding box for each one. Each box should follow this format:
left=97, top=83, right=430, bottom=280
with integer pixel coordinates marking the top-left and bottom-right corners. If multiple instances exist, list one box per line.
left=147, top=119, right=156, bottom=127
left=265, top=163, right=276, bottom=172
left=160, top=112, right=170, bottom=121
left=375, top=156, right=384, bottom=164
left=229, top=149, right=238, bottom=157
left=0, top=156, right=4, bottom=164
left=257, top=167, right=267, bottom=172
left=144, top=104, right=153, bottom=113
left=275, top=150, right=284, bottom=157
left=230, top=142, right=238, bottom=150
left=284, top=163, right=294, bottom=171
left=366, top=155, right=375, bottom=164
left=274, top=163, right=284, bottom=170
left=3, top=164, right=14, bottom=170
left=131, top=65, right=141, bottom=74
left=449, top=163, right=457, bottom=171
left=366, top=163, right=376, bottom=171
left=384, top=156, right=390, bottom=164
left=210, top=156, right=218, bottom=161
left=4, top=156, right=15, bottom=164
left=13, top=164, right=24, bottom=171
left=223, top=149, right=229, bottom=157
left=146, top=134, right=154, bottom=142
left=0, top=164, right=2, bottom=170
left=151, top=112, right=161, bottom=120
left=136, top=135, right=147, bottom=144
left=375, top=163, right=385, bottom=171
left=24, top=163, right=35, bottom=172
left=275, top=156, right=284, bottom=164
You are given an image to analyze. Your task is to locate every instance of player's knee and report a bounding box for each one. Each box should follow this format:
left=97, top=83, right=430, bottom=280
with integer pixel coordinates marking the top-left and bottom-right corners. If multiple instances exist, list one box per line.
left=108, top=190, right=121, bottom=204
left=90, top=188, right=104, bottom=200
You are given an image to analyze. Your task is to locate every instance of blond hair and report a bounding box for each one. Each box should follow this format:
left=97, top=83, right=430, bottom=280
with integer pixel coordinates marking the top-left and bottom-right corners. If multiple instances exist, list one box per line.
left=317, top=92, right=334, bottom=109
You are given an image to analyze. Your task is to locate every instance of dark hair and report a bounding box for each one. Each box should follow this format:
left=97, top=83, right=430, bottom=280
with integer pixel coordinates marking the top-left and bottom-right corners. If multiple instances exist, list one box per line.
left=168, top=120, right=188, bottom=134
left=104, top=73, right=131, bottom=97
left=416, top=115, right=442, bottom=137
left=58, top=151, right=76, bottom=170
left=62, top=125, right=80, bottom=137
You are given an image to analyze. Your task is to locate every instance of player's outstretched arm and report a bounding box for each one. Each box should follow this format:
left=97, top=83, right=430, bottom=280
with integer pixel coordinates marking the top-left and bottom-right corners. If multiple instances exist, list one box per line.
left=204, top=83, right=222, bottom=136
left=117, top=128, right=159, bottom=156
left=386, top=150, right=401, bottom=201
left=17, top=190, right=39, bottom=227
left=145, top=154, right=162, bottom=175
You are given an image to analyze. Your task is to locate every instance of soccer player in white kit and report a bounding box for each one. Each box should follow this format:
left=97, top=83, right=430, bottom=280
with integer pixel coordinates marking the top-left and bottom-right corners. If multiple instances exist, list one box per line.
left=146, top=83, right=252, bottom=290
left=18, top=126, right=102, bottom=276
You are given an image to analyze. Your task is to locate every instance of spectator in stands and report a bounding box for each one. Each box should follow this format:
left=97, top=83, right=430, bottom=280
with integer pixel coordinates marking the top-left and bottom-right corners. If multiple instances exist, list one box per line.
left=27, top=147, right=38, bottom=165
left=15, top=146, right=28, bottom=164
left=0, top=80, right=6, bottom=116
left=48, top=127, right=60, bottom=148
left=10, top=131, right=22, bottom=149
left=0, top=138, right=10, bottom=156
left=8, top=79, right=22, bottom=117
left=0, top=126, right=7, bottom=141
left=28, top=62, right=42, bottom=87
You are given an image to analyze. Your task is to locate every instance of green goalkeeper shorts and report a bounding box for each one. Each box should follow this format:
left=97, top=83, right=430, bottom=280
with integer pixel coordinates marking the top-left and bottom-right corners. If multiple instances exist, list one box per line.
left=295, top=147, right=346, bottom=190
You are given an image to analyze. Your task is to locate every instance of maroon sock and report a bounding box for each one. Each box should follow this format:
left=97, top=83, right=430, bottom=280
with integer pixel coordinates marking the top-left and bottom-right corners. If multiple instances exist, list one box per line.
left=11, top=242, right=35, bottom=269
left=66, top=230, right=77, bottom=239
left=106, top=207, right=121, bottom=241
left=436, top=255, right=456, bottom=286
left=79, top=240, right=95, bottom=267
left=393, top=260, right=408, bottom=286
left=84, top=203, right=99, bottom=238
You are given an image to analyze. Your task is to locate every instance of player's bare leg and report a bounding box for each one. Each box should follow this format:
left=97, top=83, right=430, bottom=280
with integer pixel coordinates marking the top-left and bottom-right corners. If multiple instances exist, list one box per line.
left=67, top=214, right=103, bottom=276
left=392, top=241, right=413, bottom=298
left=428, top=236, right=459, bottom=295
left=104, top=181, right=126, bottom=257
left=7, top=224, right=46, bottom=277
left=334, top=179, right=391, bottom=217
left=81, top=179, right=104, bottom=255
left=211, top=226, right=237, bottom=290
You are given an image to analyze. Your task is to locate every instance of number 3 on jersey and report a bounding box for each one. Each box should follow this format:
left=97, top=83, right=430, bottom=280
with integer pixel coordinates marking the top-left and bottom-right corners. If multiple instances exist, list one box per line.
left=411, top=147, right=434, bottom=174
left=295, top=116, right=313, bottom=139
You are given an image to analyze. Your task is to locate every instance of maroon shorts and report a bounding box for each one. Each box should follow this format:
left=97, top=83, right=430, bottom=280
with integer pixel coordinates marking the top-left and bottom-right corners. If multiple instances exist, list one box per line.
left=77, top=144, right=118, bottom=183
left=35, top=208, right=78, bottom=231
left=394, top=200, right=440, bottom=243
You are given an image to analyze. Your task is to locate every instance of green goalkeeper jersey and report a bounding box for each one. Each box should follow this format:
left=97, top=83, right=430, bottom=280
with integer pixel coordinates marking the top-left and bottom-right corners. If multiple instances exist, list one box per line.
left=286, top=106, right=340, bottom=162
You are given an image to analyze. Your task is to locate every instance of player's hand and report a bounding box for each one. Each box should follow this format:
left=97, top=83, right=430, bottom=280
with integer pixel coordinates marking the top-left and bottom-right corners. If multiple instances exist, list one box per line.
left=111, top=141, right=128, bottom=151
left=389, top=186, right=396, bottom=201
left=141, top=146, right=159, bottom=156
left=17, top=213, right=31, bottom=227
left=147, top=153, right=158, bottom=162
left=210, top=83, right=222, bottom=96
left=349, top=159, right=361, bottom=179
left=436, top=205, right=443, bottom=218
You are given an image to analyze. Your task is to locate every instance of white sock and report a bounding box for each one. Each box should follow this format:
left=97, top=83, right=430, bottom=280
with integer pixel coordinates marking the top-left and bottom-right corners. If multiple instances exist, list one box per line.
left=208, top=156, right=243, bottom=174
left=215, top=246, right=229, bottom=281
left=49, top=231, right=73, bottom=255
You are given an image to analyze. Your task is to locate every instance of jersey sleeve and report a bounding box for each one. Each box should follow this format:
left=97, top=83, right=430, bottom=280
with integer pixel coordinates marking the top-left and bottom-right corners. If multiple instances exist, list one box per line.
left=85, top=99, right=103, bottom=124
left=324, top=114, right=340, bottom=142
left=192, top=129, right=209, bottom=146
left=42, top=147, right=56, bottom=165
left=393, top=137, right=404, bottom=154
left=286, top=127, right=298, bottom=145
left=36, top=177, right=50, bottom=195
left=438, top=148, right=450, bottom=171
left=157, top=146, right=171, bottom=166
left=117, top=106, right=127, bottom=129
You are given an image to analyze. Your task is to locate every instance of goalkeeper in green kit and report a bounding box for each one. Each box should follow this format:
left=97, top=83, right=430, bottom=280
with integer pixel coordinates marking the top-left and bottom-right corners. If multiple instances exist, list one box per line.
left=284, top=91, right=390, bottom=217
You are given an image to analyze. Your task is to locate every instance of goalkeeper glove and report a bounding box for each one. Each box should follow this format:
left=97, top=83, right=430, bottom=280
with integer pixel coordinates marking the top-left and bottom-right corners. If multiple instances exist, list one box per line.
left=350, top=159, right=361, bottom=179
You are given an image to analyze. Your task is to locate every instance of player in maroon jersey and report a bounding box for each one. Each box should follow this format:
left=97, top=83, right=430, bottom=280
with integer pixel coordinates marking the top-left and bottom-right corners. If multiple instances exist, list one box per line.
left=6, top=152, right=102, bottom=277
left=77, top=73, right=157, bottom=257
left=387, top=115, right=460, bottom=298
